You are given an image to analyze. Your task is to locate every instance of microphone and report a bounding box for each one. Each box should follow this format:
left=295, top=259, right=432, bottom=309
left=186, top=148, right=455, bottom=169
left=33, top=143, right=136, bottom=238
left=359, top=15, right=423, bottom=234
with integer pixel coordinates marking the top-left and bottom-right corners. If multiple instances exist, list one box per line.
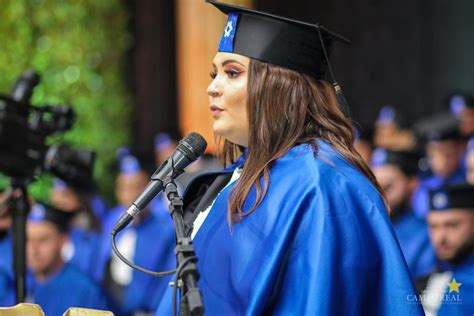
left=112, top=132, right=207, bottom=234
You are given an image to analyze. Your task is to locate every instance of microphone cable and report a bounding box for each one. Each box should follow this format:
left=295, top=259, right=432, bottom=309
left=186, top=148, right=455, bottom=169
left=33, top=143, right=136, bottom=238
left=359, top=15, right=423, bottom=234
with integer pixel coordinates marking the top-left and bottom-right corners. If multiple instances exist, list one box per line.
left=110, top=232, right=176, bottom=277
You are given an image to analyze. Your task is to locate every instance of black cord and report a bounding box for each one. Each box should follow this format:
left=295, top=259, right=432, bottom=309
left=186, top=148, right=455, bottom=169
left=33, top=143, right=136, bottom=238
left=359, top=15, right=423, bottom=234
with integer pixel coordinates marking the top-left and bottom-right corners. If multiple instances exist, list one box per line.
left=316, top=25, right=337, bottom=85
left=111, top=232, right=176, bottom=277
left=172, top=256, right=198, bottom=316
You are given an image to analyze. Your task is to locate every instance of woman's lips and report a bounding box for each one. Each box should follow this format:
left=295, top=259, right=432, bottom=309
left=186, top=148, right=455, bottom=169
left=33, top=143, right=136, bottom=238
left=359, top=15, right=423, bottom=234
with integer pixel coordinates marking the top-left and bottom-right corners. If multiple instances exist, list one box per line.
left=210, top=105, right=223, bottom=116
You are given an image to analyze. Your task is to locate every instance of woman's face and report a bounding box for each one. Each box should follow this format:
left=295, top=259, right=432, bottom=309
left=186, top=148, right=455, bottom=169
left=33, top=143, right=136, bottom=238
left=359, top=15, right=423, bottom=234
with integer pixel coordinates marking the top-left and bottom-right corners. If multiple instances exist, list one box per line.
left=207, top=52, right=250, bottom=147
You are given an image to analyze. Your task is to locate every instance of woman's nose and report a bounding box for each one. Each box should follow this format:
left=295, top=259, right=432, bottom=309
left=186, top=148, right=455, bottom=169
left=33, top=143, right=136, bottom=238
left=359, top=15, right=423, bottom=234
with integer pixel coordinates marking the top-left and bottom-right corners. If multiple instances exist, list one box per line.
left=207, top=79, right=220, bottom=97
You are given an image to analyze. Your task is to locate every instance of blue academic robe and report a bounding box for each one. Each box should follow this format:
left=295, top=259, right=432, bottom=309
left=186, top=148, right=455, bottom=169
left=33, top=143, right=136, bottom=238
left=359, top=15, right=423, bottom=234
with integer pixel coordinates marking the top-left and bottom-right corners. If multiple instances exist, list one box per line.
left=412, top=168, right=466, bottom=218
left=420, top=256, right=474, bottom=316
left=67, top=228, right=101, bottom=279
left=0, top=232, right=12, bottom=276
left=91, top=194, right=108, bottom=224
left=0, top=266, right=14, bottom=307
left=28, top=263, right=109, bottom=315
left=156, top=141, right=424, bottom=315
left=437, top=256, right=474, bottom=316
left=95, top=205, right=176, bottom=314
left=392, top=211, right=436, bottom=278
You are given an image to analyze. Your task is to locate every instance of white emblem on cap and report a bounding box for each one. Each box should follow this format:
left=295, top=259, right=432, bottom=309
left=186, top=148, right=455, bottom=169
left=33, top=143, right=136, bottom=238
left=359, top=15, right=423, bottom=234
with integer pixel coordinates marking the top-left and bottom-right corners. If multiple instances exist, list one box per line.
left=433, top=192, right=448, bottom=209
left=224, top=20, right=233, bottom=37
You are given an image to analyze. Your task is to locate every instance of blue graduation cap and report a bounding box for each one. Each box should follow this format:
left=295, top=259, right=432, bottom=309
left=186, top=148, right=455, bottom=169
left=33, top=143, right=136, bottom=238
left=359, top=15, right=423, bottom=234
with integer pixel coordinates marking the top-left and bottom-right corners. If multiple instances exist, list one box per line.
left=375, top=105, right=409, bottom=128
left=53, top=178, right=68, bottom=190
left=377, top=106, right=396, bottom=126
left=467, top=136, right=474, bottom=153
left=154, top=133, right=173, bottom=152
left=116, top=146, right=143, bottom=175
left=28, top=203, right=70, bottom=232
left=207, top=0, right=352, bottom=116
left=448, top=93, right=474, bottom=118
left=429, top=184, right=474, bottom=211
left=208, top=0, right=349, bottom=79
left=371, top=147, right=420, bottom=176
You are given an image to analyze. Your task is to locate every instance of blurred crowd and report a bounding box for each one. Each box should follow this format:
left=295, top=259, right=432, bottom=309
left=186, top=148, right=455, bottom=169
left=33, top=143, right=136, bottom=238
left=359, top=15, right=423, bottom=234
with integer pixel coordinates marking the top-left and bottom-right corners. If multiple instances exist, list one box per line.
left=0, top=93, right=473, bottom=315
left=356, top=93, right=474, bottom=315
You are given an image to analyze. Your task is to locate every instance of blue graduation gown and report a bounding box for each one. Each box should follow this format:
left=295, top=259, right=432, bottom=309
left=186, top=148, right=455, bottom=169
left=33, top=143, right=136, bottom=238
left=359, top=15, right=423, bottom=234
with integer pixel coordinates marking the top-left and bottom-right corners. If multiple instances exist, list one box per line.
left=156, top=141, right=424, bottom=315
left=91, top=194, right=108, bottom=224
left=28, top=263, right=109, bottom=315
left=67, top=228, right=101, bottom=279
left=0, top=232, right=12, bottom=276
left=95, top=205, right=176, bottom=314
left=392, top=212, right=436, bottom=278
left=418, top=256, right=474, bottom=316
left=436, top=256, right=474, bottom=316
left=0, top=266, right=14, bottom=307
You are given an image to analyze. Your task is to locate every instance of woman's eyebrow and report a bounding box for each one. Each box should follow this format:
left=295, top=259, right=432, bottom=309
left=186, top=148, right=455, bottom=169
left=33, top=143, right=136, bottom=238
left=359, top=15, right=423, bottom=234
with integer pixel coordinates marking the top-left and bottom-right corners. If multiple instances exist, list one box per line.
left=222, top=59, right=246, bottom=67
left=212, top=59, right=246, bottom=69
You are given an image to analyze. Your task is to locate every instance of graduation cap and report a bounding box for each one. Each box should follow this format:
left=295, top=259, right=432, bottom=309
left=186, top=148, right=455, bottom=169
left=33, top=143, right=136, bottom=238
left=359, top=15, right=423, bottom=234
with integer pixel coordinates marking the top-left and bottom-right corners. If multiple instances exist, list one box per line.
left=115, top=146, right=155, bottom=175
left=53, top=178, right=68, bottom=190
left=375, top=105, right=409, bottom=128
left=116, top=147, right=142, bottom=175
left=371, top=147, right=420, bottom=176
left=28, top=203, right=71, bottom=232
left=413, top=111, right=461, bottom=142
left=447, top=92, right=474, bottom=118
left=354, top=126, right=374, bottom=145
left=429, top=184, right=474, bottom=211
left=154, top=133, right=173, bottom=152
left=207, top=0, right=351, bottom=116
left=467, top=136, right=474, bottom=153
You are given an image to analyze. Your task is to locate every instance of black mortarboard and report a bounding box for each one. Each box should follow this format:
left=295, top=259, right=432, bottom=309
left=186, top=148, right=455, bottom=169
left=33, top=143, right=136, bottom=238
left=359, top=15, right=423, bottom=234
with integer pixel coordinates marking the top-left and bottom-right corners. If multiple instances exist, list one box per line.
left=429, top=184, right=474, bottom=211
left=208, top=0, right=352, bottom=116
left=371, top=147, right=420, bottom=176
left=208, top=0, right=349, bottom=80
left=28, top=203, right=71, bottom=233
left=354, top=125, right=374, bottom=144
left=413, top=112, right=461, bottom=142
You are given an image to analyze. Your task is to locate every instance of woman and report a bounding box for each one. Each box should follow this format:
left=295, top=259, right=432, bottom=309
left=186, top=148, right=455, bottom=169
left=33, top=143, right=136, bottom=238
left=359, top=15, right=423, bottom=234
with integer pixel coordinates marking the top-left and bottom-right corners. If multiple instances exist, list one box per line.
left=157, top=1, right=423, bottom=315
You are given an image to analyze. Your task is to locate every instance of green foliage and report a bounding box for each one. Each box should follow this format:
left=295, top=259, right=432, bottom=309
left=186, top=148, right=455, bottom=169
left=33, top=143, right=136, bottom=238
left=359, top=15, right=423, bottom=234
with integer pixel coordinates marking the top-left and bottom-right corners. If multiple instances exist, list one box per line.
left=0, top=0, right=132, bottom=202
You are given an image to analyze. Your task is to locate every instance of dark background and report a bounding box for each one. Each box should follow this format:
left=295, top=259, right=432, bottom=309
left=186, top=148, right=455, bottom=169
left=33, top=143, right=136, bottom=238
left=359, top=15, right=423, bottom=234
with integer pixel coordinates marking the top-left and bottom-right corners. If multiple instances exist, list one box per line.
left=129, top=0, right=474, bottom=151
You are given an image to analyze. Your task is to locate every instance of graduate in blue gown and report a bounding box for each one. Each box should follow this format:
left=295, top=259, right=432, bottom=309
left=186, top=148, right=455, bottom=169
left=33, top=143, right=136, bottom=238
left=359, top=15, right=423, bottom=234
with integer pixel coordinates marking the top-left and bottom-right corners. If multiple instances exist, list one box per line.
left=94, top=149, right=176, bottom=315
left=415, top=184, right=474, bottom=316
left=26, top=203, right=110, bottom=315
left=50, top=178, right=102, bottom=279
left=412, top=122, right=466, bottom=218
left=156, top=2, right=423, bottom=315
left=371, top=148, right=436, bottom=278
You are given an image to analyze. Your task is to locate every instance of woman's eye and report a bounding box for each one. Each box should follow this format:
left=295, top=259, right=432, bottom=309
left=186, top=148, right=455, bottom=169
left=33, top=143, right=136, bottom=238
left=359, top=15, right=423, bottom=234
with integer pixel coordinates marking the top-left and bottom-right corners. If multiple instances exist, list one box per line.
left=209, top=71, right=217, bottom=79
left=226, top=70, right=241, bottom=78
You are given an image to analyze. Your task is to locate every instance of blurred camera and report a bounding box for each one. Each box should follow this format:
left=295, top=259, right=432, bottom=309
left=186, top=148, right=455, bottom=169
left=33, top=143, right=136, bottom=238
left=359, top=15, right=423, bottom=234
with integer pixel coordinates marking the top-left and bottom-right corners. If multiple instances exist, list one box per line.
left=0, top=69, right=95, bottom=186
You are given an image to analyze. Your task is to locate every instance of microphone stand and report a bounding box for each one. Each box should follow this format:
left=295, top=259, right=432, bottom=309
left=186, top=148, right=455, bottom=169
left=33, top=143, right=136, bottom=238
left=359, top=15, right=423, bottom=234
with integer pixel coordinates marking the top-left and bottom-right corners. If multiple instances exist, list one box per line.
left=164, top=177, right=204, bottom=316
left=8, top=180, right=30, bottom=303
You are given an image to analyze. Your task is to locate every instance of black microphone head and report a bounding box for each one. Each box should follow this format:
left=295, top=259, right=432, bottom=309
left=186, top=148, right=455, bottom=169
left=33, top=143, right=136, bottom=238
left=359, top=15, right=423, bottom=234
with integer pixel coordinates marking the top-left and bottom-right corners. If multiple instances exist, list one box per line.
left=178, top=132, right=207, bottom=160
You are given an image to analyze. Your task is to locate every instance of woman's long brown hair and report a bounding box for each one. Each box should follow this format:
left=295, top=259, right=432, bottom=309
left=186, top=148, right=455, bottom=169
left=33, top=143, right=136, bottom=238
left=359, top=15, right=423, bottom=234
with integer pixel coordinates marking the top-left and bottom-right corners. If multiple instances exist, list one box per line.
left=219, top=58, right=387, bottom=223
